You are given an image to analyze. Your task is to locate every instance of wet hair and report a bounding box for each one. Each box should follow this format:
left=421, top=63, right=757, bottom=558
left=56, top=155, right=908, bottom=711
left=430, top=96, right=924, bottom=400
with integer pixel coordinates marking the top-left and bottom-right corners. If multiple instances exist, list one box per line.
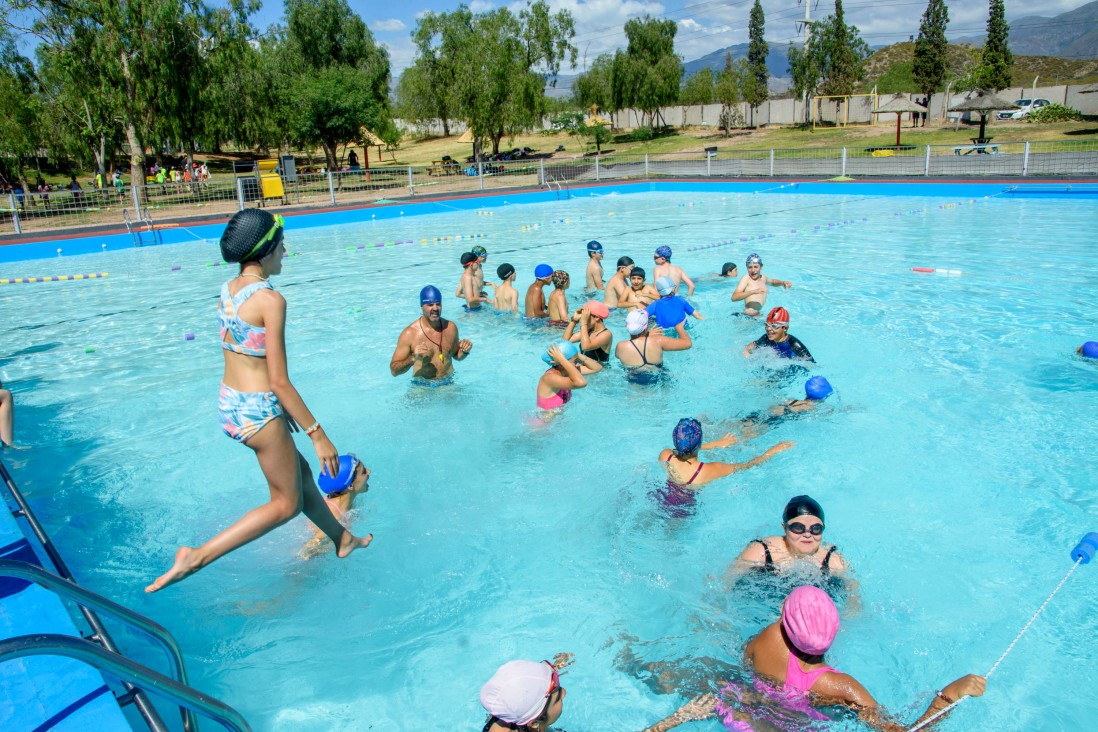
left=721, top=262, right=737, bottom=276
left=630, top=267, right=646, bottom=279
left=219, top=209, right=282, bottom=264
left=616, top=256, right=634, bottom=269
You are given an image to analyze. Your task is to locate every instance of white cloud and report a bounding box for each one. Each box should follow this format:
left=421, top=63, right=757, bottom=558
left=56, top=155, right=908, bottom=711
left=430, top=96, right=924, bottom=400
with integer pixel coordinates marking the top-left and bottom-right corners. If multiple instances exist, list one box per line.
left=679, top=18, right=702, bottom=32
left=470, top=1, right=496, bottom=12
left=373, top=19, right=406, bottom=32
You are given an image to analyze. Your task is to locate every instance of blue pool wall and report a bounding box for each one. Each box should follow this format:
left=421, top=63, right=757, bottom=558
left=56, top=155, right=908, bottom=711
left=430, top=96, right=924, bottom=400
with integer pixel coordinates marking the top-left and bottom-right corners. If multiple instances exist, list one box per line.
left=2, top=180, right=1096, bottom=264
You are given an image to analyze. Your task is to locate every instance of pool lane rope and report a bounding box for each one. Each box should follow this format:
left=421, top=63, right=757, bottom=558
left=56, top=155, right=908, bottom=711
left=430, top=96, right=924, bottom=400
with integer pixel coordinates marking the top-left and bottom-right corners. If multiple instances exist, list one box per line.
left=0, top=273, right=108, bottom=284
left=907, top=532, right=1098, bottom=732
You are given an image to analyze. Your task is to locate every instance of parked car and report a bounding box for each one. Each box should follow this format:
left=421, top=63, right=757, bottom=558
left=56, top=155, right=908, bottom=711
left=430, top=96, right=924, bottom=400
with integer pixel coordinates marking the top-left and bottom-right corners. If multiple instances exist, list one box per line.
left=996, top=98, right=1052, bottom=120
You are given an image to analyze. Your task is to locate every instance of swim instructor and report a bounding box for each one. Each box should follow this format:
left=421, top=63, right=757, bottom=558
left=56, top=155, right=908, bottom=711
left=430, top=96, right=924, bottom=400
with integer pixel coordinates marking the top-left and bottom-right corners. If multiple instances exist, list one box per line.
left=390, top=285, right=473, bottom=382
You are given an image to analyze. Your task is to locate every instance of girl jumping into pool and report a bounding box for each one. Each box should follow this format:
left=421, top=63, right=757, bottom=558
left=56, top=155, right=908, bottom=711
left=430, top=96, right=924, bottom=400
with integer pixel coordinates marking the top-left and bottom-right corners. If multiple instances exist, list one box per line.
left=147, top=210, right=372, bottom=593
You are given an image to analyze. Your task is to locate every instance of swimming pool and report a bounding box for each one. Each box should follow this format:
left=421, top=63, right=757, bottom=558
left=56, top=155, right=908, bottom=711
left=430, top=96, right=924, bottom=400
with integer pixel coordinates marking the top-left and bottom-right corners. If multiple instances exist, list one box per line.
left=1, top=185, right=1096, bottom=730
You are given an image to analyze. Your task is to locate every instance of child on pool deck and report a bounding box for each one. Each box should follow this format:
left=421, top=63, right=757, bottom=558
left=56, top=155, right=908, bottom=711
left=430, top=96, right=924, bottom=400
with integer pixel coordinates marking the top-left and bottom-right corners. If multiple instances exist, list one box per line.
left=301, top=454, right=371, bottom=559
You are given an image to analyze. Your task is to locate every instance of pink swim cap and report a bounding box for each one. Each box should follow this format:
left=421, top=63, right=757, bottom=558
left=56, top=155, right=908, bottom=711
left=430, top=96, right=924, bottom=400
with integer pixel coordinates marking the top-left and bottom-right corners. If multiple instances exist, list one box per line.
left=585, top=300, right=610, bottom=319
left=781, top=586, right=839, bottom=656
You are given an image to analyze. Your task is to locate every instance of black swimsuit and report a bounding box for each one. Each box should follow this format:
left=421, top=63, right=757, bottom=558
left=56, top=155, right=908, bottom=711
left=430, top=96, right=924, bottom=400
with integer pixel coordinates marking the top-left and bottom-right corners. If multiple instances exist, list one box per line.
left=582, top=328, right=610, bottom=362
left=752, top=538, right=837, bottom=574
left=629, top=336, right=653, bottom=366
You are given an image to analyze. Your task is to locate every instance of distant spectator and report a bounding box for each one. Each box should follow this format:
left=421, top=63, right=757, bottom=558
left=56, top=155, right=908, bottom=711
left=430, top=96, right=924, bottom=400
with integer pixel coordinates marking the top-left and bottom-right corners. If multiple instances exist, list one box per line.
left=348, top=149, right=360, bottom=170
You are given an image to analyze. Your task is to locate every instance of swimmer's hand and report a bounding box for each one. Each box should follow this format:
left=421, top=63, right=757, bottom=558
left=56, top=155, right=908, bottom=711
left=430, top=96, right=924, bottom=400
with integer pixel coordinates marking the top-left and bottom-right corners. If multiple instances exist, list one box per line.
left=709, top=432, right=739, bottom=449
left=457, top=339, right=473, bottom=355
left=649, top=326, right=664, bottom=336
left=547, top=343, right=566, bottom=363
left=676, top=694, right=717, bottom=721
left=942, top=674, right=987, bottom=702
left=413, top=342, right=432, bottom=360
left=551, top=652, right=575, bottom=671
left=768, top=440, right=795, bottom=456
left=312, top=432, right=339, bottom=480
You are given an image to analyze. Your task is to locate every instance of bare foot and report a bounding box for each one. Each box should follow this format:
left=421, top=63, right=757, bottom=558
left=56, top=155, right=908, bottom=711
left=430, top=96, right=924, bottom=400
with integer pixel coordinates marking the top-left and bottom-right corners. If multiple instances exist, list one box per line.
left=337, top=532, right=373, bottom=558
left=145, top=546, right=199, bottom=593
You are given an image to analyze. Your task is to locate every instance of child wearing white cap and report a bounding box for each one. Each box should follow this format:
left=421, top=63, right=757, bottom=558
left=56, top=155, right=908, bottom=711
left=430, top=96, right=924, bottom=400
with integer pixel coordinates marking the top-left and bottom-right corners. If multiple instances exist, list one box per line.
left=480, top=655, right=571, bottom=731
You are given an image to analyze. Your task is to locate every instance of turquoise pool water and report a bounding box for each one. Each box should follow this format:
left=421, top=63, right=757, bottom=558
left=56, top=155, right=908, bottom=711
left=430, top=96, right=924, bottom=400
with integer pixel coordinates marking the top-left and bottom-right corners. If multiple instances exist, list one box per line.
left=1, top=188, right=1096, bottom=730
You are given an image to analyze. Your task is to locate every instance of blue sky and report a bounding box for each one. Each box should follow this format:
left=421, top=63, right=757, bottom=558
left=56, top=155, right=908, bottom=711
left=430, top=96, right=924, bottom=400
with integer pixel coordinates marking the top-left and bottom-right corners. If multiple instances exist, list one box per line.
left=11, top=1, right=1095, bottom=71
left=245, top=0, right=1095, bottom=73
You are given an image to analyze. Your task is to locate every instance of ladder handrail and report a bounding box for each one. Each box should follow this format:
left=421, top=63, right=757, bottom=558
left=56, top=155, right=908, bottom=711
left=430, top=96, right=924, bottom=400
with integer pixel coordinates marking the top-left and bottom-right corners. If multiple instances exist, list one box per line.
left=0, top=559, right=197, bottom=732
left=0, top=458, right=168, bottom=731
left=0, top=634, right=251, bottom=732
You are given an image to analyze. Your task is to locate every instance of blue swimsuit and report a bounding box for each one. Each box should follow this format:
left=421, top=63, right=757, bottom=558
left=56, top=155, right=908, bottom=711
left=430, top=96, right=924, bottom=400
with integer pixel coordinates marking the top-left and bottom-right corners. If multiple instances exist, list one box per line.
left=217, top=279, right=284, bottom=443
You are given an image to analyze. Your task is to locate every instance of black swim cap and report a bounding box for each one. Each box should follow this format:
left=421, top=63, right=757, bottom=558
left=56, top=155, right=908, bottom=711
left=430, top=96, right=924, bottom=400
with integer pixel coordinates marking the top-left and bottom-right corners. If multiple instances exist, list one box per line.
left=630, top=266, right=646, bottom=279
left=497, top=263, right=515, bottom=280
left=722, top=262, right=737, bottom=276
left=616, top=256, right=634, bottom=268
left=783, top=495, right=824, bottom=524
left=219, top=209, right=283, bottom=264
left=461, top=252, right=477, bottom=266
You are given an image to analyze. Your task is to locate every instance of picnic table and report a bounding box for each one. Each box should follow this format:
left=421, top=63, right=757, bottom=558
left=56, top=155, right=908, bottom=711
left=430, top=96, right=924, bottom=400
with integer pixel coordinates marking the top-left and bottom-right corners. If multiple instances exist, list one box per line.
left=953, top=138, right=1000, bottom=155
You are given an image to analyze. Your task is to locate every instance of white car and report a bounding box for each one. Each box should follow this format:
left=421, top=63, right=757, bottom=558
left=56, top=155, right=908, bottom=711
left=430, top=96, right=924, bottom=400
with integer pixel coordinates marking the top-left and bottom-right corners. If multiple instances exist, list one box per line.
left=996, top=98, right=1052, bottom=120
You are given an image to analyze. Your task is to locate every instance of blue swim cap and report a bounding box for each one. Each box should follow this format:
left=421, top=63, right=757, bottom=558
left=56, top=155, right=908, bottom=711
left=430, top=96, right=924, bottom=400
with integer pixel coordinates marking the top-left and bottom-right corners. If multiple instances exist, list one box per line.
left=318, top=454, right=358, bottom=496
left=542, top=339, right=579, bottom=364
left=1083, top=341, right=1098, bottom=359
left=672, top=418, right=703, bottom=455
left=746, top=253, right=762, bottom=266
left=655, top=245, right=672, bottom=260
left=535, top=263, right=553, bottom=279
left=655, top=276, right=675, bottom=296
left=805, top=376, right=833, bottom=401
left=420, top=285, right=442, bottom=305
left=587, top=240, right=603, bottom=252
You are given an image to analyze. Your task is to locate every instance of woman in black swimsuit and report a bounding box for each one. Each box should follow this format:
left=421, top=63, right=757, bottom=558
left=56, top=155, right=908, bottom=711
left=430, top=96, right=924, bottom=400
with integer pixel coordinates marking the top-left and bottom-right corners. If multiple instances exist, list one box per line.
left=564, top=300, right=613, bottom=362
left=731, top=495, right=848, bottom=577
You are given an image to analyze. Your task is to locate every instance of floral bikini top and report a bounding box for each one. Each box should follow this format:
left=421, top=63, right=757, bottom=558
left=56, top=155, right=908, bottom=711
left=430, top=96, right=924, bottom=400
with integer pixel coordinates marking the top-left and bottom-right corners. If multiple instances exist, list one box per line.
left=218, top=280, right=272, bottom=356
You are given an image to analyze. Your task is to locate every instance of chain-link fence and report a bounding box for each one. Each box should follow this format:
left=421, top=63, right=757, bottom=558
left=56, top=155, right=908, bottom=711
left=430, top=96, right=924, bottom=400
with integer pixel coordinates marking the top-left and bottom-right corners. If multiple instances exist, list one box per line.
left=4, top=139, right=1096, bottom=237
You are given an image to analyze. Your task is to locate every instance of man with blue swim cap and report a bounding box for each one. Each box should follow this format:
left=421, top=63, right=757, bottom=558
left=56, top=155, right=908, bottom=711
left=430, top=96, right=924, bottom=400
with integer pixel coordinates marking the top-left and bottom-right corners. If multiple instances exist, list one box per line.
left=653, top=245, right=696, bottom=296
left=586, top=240, right=604, bottom=291
left=390, top=285, right=473, bottom=382
left=1078, top=342, right=1098, bottom=359
left=525, top=264, right=554, bottom=318
left=647, top=276, right=705, bottom=330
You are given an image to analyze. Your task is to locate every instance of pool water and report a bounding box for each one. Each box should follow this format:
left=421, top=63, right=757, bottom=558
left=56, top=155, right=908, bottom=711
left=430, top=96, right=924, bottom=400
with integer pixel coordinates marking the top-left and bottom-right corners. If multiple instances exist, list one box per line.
left=1, top=189, right=1096, bottom=730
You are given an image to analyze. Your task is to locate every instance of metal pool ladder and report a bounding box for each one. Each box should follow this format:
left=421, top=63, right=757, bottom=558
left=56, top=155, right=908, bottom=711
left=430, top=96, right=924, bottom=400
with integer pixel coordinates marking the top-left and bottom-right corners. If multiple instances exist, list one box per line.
left=547, top=176, right=571, bottom=200
left=0, top=459, right=250, bottom=732
left=123, top=207, right=163, bottom=247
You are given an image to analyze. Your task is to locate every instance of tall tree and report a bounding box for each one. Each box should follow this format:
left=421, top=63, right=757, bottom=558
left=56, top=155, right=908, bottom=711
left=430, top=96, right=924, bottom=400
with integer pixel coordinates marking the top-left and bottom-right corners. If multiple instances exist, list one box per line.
left=611, top=15, right=681, bottom=129
left=978, top=0, right=1012, bottom=90
left=284, top=0, right=390, bottom=170
left=913, top=0, right=949, bottom=120
left=574, top=53, right=614, bottom=113
left=0, top=29, right=43, bottom=189
left=715, top=51, right=742, bottom=136
left=787, top=42, right=819, bottom=124
left=819, top=0, right=863, bottom=96
left=745, top=0, right=769, bottom=126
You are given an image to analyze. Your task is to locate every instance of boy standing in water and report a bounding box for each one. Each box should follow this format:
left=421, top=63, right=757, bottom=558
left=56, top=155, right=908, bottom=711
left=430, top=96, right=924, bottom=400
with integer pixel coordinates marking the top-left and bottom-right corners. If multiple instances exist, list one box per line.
left=585, top=240, right=604, bottom=291
left=652, top=245, right=695, bottom=296
left=618, top=267, right=659, bottom=309
left=603, top=256, right=634, bottom=307
left=732, top=253, right=792, bottom=317
left=548, top=270, right=571, bottom=326
left=525, top=264, right=553, bottom=318
left=456, top=252, right=491, bottom=311
left=494, top=263, right=519, bottom=313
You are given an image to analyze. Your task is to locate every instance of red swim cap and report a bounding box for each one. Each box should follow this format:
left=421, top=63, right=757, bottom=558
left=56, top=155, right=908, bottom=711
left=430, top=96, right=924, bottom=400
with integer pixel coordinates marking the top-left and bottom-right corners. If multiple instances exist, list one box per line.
left=767, top=307, right=789, bottom=324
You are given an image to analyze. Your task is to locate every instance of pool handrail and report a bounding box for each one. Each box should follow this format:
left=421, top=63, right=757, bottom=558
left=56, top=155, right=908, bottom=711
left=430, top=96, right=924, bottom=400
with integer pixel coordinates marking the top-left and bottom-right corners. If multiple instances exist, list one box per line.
left=0, top=457, right=168, bottom=731
left=0, top=558, right=199, bottom=732
left=0, top=633, right=251, bottom=732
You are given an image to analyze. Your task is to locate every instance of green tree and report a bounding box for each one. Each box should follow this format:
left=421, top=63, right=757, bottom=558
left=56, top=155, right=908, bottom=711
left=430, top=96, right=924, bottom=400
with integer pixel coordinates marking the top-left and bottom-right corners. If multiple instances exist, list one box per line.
left=913, top=0, right=949, bottom=114
left=787, top=42, right=819, bottom=124
left=574, top=53, right=614, bottom=113
left=818, top=0, right=866, bottom=96
left=401, top=8, right=466, bottom=136
left=977, top=0, right=1012, bottom=90
left=284, top=0, right=391, bottom=170
left=745, top=0, right=769, bottom=126
left=715, top=51, right=743, bottom=136
left=679, top=68, right=714, bottom=106
left=611, top=16, right=681, bottom=129
left=0, top=29, right=43, bottom=189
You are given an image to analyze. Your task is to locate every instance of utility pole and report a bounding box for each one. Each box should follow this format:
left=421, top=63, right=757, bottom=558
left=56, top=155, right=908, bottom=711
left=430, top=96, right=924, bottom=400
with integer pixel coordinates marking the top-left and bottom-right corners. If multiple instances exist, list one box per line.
left=796, top=0, right=815, bottom=124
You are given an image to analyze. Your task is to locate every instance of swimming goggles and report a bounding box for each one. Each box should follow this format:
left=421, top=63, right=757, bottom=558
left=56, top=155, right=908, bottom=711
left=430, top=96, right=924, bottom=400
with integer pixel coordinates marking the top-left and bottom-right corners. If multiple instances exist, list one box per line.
left=541, top=661, right=561, bottom=701
left=244, top=213, right=284, bottom=260
left=786, top=521, right=824, bottom=536
left=765, top=322, right=788, bottom=330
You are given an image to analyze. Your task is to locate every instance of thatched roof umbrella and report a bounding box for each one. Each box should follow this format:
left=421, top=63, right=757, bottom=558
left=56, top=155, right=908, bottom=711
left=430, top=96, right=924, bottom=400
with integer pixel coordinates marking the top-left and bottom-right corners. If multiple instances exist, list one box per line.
left=873, top=94, right=925, bottom=147
left=457, top=128, right=475, bottom=143
left=949, top=89, right=1019, bottom=142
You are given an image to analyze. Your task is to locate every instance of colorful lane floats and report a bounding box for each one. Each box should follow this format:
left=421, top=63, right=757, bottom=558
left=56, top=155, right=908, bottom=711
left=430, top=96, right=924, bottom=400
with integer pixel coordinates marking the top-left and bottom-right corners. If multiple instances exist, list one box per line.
left=1, top=273, right=109, bottom=284
left=345, top=233, right=489, bottom=252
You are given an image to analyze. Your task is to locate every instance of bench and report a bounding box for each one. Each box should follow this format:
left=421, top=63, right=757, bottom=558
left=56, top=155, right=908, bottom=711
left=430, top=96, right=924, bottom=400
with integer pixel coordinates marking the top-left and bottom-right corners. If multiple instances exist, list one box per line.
left=953, top=144, right=1000, bottom=155
left=704, top=146, right=718, bottom=158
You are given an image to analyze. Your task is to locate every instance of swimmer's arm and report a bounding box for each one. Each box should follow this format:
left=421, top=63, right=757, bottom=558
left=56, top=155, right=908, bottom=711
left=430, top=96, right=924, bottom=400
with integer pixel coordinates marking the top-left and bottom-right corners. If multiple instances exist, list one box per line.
left=546, top=358, right=587, bottom=390
left=766, top=276, right=792, bottom=289
left=731, top=277, right=751, bottom=301
left=640, top=694, right=717, bottom=732
left=711, top=440, right=794, bottom=478
left=660, top=324, right=692, bottom=352
left=742, top=341, right=757, bottom=358
left=700, top=432, right=738, bottom=450
left=680, top=271, right=695, bottom=296
left=725, top=541, right=767, bottom=583
left=262, top=291, right=338, bottom=477
left=576, top=353, right=603, bottom=375
left=389, top=330, right=418, bottom=376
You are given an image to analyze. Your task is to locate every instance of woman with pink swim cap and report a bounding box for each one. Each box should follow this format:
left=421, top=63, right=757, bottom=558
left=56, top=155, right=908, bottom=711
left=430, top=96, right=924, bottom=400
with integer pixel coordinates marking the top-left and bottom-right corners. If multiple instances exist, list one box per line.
left=649, top=586, right=986, bottom=730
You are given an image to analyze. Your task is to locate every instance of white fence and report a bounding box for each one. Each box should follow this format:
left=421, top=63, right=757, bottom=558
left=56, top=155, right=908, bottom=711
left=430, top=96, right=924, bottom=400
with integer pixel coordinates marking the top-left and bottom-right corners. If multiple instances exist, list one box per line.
left=3, top=140, right=1097, bottom=236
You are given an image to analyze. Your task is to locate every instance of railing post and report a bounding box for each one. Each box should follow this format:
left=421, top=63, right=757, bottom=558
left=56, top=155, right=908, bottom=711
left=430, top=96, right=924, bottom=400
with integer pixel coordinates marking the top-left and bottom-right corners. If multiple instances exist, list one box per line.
left=644, top=153, right=649, bottom=179
left=706, top=153, right=711, bottom=177
left=327, top=172, right=336, bottom=205
left=841, top=147, right=848, bottom=177
left=408, top=166, right=415, bottom=195
left=925, top=145, right=931, bottom=177
left=595, top=156, right=600, bottom=181
left=235, top=179, right=245, bottom=211
left=539, top=159, right=545, bottom=187
left=8, top=194, right=20, bottom=235
left=769, top=149, right=775, bottom=177
left=478, top=158, right=484, bottom=190
left=1022, top=141, right=1030, bottom=177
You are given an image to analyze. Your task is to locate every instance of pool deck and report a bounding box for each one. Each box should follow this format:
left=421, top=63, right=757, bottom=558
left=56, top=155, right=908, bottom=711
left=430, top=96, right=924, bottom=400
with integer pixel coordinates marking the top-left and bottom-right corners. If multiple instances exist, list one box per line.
left=1, top=177, right=1096, bottom=264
